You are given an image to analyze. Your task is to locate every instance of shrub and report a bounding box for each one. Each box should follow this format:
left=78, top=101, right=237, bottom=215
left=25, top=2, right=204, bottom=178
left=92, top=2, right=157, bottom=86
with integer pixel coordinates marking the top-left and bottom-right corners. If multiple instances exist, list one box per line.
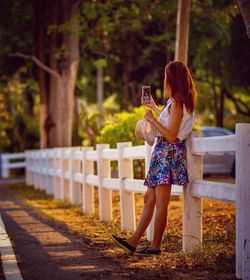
left=97, top=106, right=145, bottom=148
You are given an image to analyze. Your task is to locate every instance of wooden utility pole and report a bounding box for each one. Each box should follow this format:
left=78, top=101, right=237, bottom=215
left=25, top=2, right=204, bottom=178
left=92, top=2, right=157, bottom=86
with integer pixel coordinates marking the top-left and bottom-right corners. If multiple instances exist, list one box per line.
left=175, top=0, right=190, bottom=64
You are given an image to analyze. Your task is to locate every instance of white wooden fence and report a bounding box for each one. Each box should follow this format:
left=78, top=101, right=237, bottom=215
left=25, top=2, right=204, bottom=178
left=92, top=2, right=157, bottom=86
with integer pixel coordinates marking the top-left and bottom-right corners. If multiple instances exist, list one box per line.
left=1, top=123, right=250, bottom=279
left=24, top=142, right=183, bottom=241
left=0, top=153, right=26, bottom=178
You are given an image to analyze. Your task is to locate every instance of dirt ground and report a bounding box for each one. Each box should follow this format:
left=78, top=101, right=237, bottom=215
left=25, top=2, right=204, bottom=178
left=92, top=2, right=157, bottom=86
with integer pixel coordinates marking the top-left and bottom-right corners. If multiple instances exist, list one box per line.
left=0, top=177, right=236, bottom=280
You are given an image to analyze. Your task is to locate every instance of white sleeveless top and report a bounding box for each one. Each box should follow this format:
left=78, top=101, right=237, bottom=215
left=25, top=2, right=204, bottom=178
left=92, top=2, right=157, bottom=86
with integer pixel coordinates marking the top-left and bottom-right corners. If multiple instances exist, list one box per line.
left=156, top=98, right=194, bottom=141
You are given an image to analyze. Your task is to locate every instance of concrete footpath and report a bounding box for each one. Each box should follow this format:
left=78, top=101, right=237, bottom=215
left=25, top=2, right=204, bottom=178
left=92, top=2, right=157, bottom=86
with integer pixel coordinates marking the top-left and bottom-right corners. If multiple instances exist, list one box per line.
left=0, top=184, right=127, bottom=280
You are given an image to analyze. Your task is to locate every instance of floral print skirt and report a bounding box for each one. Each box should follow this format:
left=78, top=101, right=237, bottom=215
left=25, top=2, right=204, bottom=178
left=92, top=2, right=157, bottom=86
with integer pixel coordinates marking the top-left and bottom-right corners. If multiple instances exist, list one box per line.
left=144, top=137, right=188, bottom=188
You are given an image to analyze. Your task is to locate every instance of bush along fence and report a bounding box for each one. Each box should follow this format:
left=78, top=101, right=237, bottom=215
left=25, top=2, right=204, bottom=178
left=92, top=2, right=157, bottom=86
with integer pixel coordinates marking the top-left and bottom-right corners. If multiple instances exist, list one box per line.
left=1, top=123, right=250, bottom=279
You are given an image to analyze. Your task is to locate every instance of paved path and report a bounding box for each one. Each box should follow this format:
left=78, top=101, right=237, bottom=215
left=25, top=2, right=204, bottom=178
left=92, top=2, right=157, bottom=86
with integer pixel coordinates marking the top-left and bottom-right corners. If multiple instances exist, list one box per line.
left=0, top=185, right=125, bottom=280
left=0, top=213, right=23, bottom=280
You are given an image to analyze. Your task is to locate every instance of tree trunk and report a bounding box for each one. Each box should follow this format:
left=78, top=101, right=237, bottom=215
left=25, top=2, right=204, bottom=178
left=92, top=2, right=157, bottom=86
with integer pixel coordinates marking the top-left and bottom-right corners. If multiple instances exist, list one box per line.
left=218, top=88, right=224, bottom=127
left=122, top=34, right=133, bottom=105
left=56, top=1, right=80, bottom=147
left=46, top=1, right=80, bottom=147
left=47, top=1, right=59, bottom=147
left=212, top=83, right=224, bottom=127
left=31, top=1, right=81, bottom=147
left=175, top=0, right=190, bottom=64
left=72, top=96, right=81, bottom=146
left=34, top=0, right=49, bottom=148
left=238, top=0, right=250, bottom=38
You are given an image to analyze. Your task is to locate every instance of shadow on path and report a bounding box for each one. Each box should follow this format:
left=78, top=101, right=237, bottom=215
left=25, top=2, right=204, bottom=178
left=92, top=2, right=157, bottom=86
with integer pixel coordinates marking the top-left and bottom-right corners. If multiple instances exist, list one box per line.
left=0, top=183, right=236, bottom=280
left=0, top=184, right=175, bottom=280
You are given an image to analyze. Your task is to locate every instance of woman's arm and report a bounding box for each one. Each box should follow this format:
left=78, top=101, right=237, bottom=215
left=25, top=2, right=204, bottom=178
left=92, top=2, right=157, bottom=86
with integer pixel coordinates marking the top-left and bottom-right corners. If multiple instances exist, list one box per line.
left=151, top=104, right=162, bottom=115
left=145, top=101, right=183, bottom=143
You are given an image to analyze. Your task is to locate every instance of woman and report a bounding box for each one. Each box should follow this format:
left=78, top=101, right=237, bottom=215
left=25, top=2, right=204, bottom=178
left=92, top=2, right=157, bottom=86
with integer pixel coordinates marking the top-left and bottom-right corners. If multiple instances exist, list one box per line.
left=112, top=61, right=197, bottom=255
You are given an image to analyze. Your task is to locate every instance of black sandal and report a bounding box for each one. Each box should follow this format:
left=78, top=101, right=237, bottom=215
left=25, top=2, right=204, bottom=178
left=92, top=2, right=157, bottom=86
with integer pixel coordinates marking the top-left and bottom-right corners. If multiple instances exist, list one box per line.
left=135, top=246, right=162, bottom=256
left=111, top=235, right=136, bottom=254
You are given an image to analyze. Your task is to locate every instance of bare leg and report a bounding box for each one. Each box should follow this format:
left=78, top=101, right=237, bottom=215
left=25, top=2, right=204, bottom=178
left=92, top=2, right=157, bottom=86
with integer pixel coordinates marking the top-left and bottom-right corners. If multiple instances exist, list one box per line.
left=126, top=187, right=156, bottom=247
left=149, top=184, right=171, bottom=250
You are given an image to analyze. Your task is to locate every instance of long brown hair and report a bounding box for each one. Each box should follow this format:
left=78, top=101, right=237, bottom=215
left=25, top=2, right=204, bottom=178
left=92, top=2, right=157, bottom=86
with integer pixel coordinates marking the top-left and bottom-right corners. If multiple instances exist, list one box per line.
left=164, top=61, right=197, bottom=113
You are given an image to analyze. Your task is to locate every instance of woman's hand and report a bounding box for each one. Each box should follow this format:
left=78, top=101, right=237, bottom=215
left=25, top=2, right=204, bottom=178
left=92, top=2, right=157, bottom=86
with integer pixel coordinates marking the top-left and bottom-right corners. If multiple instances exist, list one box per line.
left=141, top=94, right=157, bottom=110
left=144, top=109, right=155, bottom=123
left=141, top=94, right=162, bottom=115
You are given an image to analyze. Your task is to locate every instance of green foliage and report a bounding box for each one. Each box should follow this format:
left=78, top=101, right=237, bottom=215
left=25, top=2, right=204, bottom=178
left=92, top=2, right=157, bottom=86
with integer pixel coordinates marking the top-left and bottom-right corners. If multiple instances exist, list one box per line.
left=0, top=76, right=39, bottom=152
left=97, top=106, right=145, bottom=148
left=80, top=94, right=120, bottom=146
left=0, top=0, right=249, bottom=152
left=94, top=58, right=108, bottom=69
left=79, top=0, right=177, bottom=107
left=229, top=15, right=250, bottom=87
left=0, top=0, right=33, bottom=76
left=0, top=94, right=11, bottom=149
left=189, top=0, right=250, bottom=127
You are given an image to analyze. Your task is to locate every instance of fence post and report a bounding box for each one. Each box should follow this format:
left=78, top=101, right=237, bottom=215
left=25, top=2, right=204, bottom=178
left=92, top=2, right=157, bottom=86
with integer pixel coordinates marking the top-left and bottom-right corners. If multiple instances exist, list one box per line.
left=97, top=144, right=112, bottom=221
left=33, top=152, right=37, bottom=187
left=46, top=149, right=54, bottom=195
left=117, top=142, right=135, bottom=232
left=44, top=150, right=50, bottom=193
left=31, top=151, right=36, bottom=187
left=34, top=151, right=40, bottom=190
left=69, top=147, right=81, bottom=205
left=1, top=155, right=9, bottom=178
left=53, top=148, right=62, bottom=200
left=61, top=148, right=70, bottom=201
left=236, top=123, right=250, bottom=280
left=36, top=151, right=41, bottom=189
left=60, top=149, right=66, bottom=200
left=183, top=132, right=203, bottom=251
left=25, top=151, right=31, bottom=185
left=38, top=150, right=44, bottom=190
left=145, top=142, right=154, bottom=241
left=42, top=150, right=47, bottom=191
left=46, top=149, right=53, bottom=194
left=28, top=151, right=33, bottom=186
left=24, top=151, right=27, bottom=184
left=82, top=147, right=95, bottom=214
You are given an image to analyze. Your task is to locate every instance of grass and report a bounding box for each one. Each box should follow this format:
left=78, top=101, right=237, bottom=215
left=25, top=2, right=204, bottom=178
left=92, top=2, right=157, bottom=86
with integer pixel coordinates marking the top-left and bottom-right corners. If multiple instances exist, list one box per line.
left=7, top=183, right=236, bottom=279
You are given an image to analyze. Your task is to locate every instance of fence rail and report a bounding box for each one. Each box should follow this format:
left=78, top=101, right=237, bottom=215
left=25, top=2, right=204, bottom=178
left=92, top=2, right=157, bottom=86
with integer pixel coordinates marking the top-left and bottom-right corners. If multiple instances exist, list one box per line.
left=0, top=153, right=26, bottom=178
left=191, top=180, right=235, bottom=203
left=1, top=123, right=250, bottom=280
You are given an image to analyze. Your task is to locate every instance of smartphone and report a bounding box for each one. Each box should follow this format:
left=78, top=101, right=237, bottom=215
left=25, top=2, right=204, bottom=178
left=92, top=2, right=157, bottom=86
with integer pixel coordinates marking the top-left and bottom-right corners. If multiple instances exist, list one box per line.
left=142, top=85, right=151, bottom=104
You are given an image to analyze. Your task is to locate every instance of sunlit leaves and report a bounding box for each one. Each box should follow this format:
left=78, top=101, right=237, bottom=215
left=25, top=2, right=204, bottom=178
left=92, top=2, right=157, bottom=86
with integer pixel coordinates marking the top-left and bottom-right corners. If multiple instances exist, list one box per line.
left=93, top=58, right=108, bottom=69
left=97, top=106, right=145, bottom=147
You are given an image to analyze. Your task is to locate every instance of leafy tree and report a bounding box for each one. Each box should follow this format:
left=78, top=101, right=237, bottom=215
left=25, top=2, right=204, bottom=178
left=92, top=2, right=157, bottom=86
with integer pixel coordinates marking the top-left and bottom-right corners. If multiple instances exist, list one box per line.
left=6, top=0, right=83, bottom=148
left=79, top=0, right=177, bottom=107
left=190, top=0, right=250, bottom=127
left=0, top=76, right=39, bottom=153
left=1, top=0, right=250, bottom=153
